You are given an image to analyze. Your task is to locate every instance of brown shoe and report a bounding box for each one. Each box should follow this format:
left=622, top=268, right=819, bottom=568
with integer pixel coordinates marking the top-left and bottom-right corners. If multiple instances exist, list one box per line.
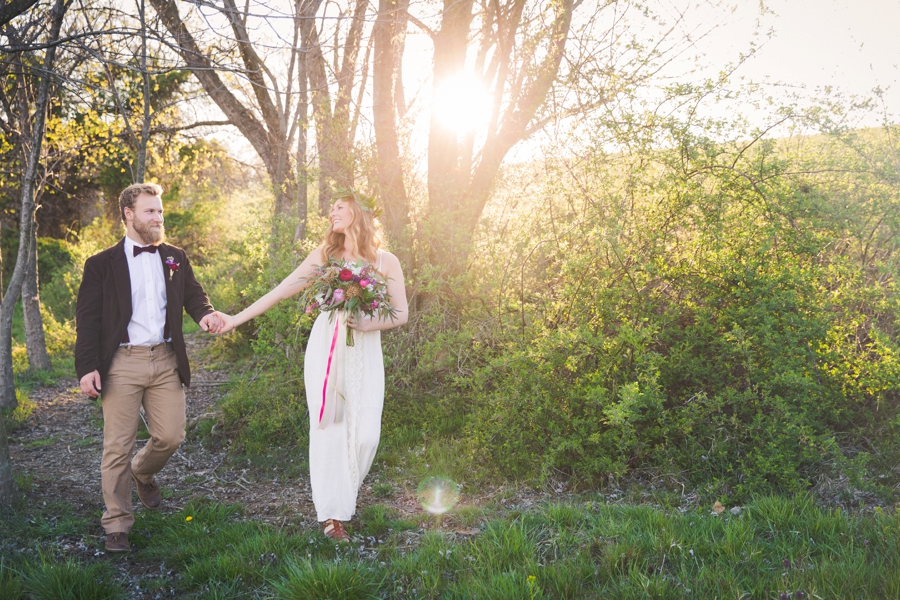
left=322, top=519, right=350, bottom=542
left=132, top=473, right=162, bottom=509
left=105, top=532, right=130, bottom=552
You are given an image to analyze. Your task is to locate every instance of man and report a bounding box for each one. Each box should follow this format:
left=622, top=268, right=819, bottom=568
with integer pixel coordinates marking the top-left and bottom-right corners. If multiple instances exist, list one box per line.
left=75, top=183, right=221, bottom=552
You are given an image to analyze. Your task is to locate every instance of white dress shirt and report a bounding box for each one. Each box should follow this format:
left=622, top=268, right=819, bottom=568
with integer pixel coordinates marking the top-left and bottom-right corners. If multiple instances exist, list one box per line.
left=123, top=235, right=168, bottom=346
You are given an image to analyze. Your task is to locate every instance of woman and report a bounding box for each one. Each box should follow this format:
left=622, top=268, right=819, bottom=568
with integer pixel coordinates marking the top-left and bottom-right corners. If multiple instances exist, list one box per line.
left=210, top=190, right=408, bottom=541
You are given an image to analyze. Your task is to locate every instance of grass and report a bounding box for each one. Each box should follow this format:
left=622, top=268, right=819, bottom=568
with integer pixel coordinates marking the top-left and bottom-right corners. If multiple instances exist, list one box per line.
left=4, top=318, right=896, bottom=597
left=72, top=436, right=99, bottom=448
left=24, top=436, right=58, bottom=449
left=2, top=494, right=899, bottom=598
left=273, top=559, right=385, bottom=599
left=1, top=392, right=36, bottom=430
left=16, top=558, right=127, bottom=600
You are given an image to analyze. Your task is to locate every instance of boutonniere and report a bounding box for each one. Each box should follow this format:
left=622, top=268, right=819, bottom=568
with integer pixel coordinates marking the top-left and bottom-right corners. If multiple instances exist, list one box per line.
left=165, top=256, right=180, bottom=281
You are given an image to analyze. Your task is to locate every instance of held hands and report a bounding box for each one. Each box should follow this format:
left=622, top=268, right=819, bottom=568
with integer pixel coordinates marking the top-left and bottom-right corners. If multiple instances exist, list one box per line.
left=205, top=311, right=236, bottom=334
left=80, top=370, right=102, bottom=398
left=198, top=312, right=224, bottom=333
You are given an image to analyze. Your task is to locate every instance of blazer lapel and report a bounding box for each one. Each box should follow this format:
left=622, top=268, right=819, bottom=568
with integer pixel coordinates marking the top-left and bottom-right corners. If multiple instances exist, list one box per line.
left=110, top=238, right=132, bottom=325
left=158, top=244, right=176, bottom=327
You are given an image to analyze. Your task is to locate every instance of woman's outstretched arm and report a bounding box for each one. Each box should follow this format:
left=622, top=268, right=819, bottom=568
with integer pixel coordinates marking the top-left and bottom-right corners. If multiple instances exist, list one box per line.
left=210, top=247, right=325, bottom=334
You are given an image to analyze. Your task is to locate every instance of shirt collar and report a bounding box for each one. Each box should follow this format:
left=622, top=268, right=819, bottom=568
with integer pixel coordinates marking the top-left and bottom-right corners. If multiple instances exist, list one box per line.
left=124, top=235, right=156, bottom=255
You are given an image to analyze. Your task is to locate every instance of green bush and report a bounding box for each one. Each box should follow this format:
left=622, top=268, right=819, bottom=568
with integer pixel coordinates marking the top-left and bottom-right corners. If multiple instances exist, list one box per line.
left=2, top=391, right=36, bottom=430
left=460, top=122, right=900, bottom=499
left=465, top=323, right=665, bottom=482
left=38, top=218, right=121, bottom=323
left=214, top=214, right=320, bottom=453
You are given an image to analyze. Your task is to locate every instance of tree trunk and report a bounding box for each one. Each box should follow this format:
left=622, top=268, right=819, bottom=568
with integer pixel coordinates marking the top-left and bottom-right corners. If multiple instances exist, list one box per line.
left=331, top=0, right=368, bottom=159
left=148, top=0, right=274, bottom=169
left=373, top=0, right=410, bottom=253
left=305, top=14, right=346, bottom=215
left=0, top=217, right=4, bottom=297
left=425, top=0, right=574, bottom=276
left=0, top=411, right=15, bottom=514
left=271, top=163, right=300, bottom=233
left=295, top=10, right=309, bottom=241
left=0, top=0, right=66, bottom=409
left=23, top=224, right=51, bottom=371
left=426, top=0, right=474, bottom=270
left=152, top=0, right=367, bottom=233
left=0, top=0, right=67, bottom=510
left=468, top=4, right=574, bottom=236
left=135, top=0, right=151, bottom=181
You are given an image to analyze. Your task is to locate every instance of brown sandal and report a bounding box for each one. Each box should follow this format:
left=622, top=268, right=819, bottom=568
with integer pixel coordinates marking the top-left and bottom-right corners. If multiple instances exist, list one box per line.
left=322, top=519, right=350, bottom=542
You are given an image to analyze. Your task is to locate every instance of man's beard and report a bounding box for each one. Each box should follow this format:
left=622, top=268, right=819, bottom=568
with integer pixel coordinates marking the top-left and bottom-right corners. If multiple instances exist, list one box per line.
left=133, top=218, right=165, bottom=245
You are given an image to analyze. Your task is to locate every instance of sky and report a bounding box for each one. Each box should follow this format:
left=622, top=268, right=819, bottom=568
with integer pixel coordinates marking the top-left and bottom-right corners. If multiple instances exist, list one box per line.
left=395, top=0, right=900, bottom=156
left=671, top=0, right=900, bottom=122
left=207, top=0, right=900, bottom=166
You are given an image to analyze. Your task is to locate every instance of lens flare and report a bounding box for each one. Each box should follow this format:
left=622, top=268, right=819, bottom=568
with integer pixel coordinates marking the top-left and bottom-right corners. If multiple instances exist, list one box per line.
left=416, top=476, right=460, bottom=515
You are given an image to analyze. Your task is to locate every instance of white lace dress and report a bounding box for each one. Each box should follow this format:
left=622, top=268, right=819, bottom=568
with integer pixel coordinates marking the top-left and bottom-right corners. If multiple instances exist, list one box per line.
left=303, top=257, right=385, bottom=522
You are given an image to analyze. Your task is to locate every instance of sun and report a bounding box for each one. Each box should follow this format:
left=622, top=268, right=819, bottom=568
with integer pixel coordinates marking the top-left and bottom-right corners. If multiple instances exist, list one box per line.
left=433, top=73, right=492, bottom=131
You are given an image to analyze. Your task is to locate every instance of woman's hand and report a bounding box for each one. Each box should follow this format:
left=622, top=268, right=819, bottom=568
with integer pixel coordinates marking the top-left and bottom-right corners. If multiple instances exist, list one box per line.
left=209, top=311, right=236, bottom=334
left=346, top=314, right=377, bottom=332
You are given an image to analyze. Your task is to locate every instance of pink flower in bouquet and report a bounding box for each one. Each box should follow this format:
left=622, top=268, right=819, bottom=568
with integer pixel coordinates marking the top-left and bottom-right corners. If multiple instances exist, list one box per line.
left=333, top=288, right=345, bottom=302
left=305, top=305, right=314, bottom=314
left=359, top=279, right=370, bottom=287
left=338, top=269, right=353, bottom=282
left=371, top=300, right=379, bottom=308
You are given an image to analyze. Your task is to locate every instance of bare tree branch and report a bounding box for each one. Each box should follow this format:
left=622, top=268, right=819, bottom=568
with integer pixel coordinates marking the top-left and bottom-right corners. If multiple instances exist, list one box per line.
left=0, top=0, right=40, bottom=29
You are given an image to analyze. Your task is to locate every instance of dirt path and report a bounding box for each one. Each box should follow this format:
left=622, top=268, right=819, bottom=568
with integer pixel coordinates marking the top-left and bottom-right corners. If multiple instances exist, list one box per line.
left=8, top=334, right=329, bottom=534
left=7, top=333, right=447, bottom=533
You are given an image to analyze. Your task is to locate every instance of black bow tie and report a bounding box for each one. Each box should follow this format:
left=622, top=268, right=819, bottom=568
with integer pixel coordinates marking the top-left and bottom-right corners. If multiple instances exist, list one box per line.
left=133, top=244, right=158, bottom=257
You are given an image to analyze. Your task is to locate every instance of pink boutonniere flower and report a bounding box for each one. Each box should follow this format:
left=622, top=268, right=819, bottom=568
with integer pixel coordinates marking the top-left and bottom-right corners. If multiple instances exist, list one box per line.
left=165, top=256, right=180, bottom=281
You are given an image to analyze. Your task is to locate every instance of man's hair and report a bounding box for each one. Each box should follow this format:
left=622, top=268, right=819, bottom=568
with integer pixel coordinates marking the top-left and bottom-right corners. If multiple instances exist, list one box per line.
left=118, top=182, right=163, bottom=223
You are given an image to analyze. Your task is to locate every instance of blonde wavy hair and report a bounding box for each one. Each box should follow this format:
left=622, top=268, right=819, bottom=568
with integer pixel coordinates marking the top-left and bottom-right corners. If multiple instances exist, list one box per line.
left=322, top=196, right=384, bottom=264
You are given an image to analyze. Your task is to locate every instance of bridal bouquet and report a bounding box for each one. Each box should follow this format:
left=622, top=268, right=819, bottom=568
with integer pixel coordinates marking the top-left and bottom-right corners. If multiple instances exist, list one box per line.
left=298, top=258, right=397, bottom=346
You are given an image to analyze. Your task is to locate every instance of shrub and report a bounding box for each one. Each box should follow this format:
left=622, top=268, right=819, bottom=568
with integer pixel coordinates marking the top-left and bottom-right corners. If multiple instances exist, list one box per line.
left=460, top=122, right=900, bottom=499
left=466, top=323, right=665, bottom=483
left=214, top=215, right=319, bottom=453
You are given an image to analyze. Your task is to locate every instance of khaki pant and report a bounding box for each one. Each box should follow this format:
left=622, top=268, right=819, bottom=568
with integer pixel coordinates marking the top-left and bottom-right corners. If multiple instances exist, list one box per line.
left=100, top=343, right=185, bottom=534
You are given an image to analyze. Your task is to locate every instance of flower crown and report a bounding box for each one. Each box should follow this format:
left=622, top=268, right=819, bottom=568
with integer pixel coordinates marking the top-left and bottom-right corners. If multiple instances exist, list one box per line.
left=331, top=187, right=382, bottom=218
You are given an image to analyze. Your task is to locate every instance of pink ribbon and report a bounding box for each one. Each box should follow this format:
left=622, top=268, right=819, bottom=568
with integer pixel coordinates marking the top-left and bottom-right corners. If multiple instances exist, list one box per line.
left=319, top=314, right=341, bottom=426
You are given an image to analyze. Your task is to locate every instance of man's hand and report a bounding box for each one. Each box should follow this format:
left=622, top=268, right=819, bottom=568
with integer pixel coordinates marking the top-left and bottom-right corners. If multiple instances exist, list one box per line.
left=80, top=370, right=102, bottom=398
left=199, top=312, right=223, bottom=333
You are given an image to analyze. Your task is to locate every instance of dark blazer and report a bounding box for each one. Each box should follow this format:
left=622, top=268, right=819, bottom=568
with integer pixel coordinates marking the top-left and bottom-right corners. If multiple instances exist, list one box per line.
left=74, top=238, right=214, bottom=386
